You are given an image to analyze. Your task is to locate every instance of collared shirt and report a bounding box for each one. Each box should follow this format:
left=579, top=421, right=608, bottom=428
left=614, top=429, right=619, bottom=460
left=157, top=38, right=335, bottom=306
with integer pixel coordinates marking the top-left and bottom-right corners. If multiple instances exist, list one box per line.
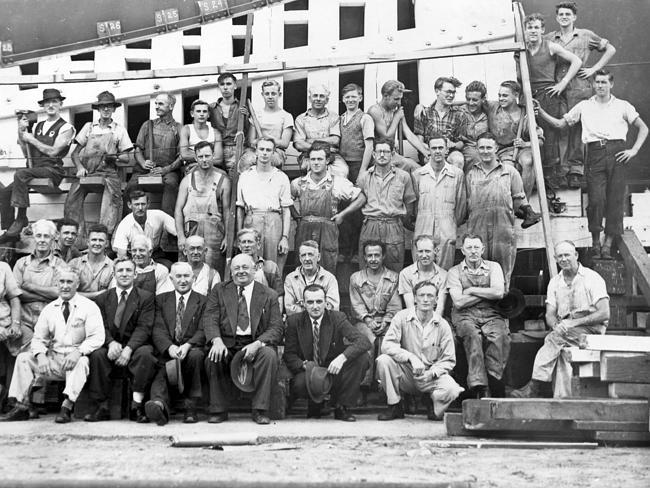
left=357, top=165, right=416, bottom=218
left=446, top=259, right=505, bottom=299
left=564, top=95, right=640, bottom=144
left=175, top=290, right=191, bottom=309
left=159, top=263, right=220, bottom=296
left=412, top=163, right=467, bottom=231
left=284, top=266, right=340, bottom=315
left=294, top=109, right=341, bottom=150
left=546, top=264, right=609, bottom=324
left=75, top=120, right=133, bottom=153
left=210, top=97, right=248, bottom=144
left=290, top=170, right=361, bottom=214
left=135, top=114, right=181, bottom=167
left=255, top=108, right=294, bottom=145
left=69, top=255, right=114, bottom=293
left=237, top=281, right=255, bottom=335
left=14, top=252, right=65, bottom=292
left=52, top=242, right=82, bottom=263
left=112, top=210, right=177, bottom=254
left=398, top=262, right=447, bottom=301
left=236, top=166, right=293, bottom=212
left=381, top=307, right=456, bottom=379
left=459, top=106, right=488, bottom=145
left=485, top=101, right=540, bottom=148
left=546, top=28, right=608, bottom=81
left=311, top=315, right=323, bottom=333
left=115, top=286, right=133, bottom=301
left=414, top=104, right=468, bottom=144
left=348, top=267, right=401, bottom=323
left=466, top=161, right=526, bottom=213
left=31, top=293, right=105, bottom=357
left=111, top=261, right=168, bottom=295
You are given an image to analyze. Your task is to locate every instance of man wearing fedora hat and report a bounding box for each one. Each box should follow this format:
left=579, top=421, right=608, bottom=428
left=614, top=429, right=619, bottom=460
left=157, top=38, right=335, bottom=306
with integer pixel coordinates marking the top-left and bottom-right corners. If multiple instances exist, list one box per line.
left=204, top=254, right=284, bottom=425
left=0, top=88, right=75, bottom=240
left=65, top=91, right=132, bottom=241
left=146, top=262, right=206, bottom=425
left=447, top=233, right=509, bottom=399
left=285, top=284, right=371, bottom=421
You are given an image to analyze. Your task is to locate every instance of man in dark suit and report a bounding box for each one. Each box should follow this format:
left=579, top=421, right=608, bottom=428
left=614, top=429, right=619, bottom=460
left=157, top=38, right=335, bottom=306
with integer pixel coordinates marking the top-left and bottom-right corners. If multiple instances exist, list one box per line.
left=145, top=262, right=206, bottom=425
left=86, top=257, right=156, bottom=422
left=285, top=284, right=371, bottom=422
left=204, top=253, right=284, bottom=425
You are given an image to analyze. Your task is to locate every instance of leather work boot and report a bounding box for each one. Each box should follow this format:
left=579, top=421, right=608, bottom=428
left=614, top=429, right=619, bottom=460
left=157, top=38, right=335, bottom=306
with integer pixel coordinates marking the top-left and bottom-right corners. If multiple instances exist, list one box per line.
left=55, top=405, right=73, bottom=424
left=509, top=380, right=543, bottom=398
left=377, top=401, right=405, bottom=421
left=3, top=406, right=30, bottom=421
left=4, top=217, right=28, bottom=237
left=519, top=205, right=541, bottom=229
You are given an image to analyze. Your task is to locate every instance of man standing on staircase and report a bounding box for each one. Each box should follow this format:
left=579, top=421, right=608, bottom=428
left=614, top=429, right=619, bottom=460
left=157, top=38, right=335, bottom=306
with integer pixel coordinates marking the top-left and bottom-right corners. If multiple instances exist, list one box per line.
left=0, top=88, right=75, bottom=241
left=511, top=240, right=609, bottom=398
left=534, top=69, right=648, bottom=259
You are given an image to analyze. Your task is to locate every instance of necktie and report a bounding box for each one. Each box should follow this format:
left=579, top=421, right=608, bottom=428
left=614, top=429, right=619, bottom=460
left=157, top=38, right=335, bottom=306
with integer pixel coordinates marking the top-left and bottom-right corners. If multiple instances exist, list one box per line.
left=175, top=295, right=185, bottom=343
left=114, top=290, right=128, bottom=329
left=62, top=301, right=70, bottom=323
left=312, top=319, right=320, bottom=366
left=236, top=286, right=250, bottom=333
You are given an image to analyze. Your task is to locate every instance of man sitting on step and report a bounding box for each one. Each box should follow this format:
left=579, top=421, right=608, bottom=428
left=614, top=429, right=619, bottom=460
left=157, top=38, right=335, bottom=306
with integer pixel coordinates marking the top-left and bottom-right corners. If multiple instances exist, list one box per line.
left=511, top=240, right=609, bottom=398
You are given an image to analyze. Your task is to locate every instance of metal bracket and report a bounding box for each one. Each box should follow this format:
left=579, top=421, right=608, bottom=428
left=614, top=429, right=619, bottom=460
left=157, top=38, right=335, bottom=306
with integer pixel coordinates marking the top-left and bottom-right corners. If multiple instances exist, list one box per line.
left=155, top=8, right=180, bottom=34
left=97, top=20, right=123, bottom=46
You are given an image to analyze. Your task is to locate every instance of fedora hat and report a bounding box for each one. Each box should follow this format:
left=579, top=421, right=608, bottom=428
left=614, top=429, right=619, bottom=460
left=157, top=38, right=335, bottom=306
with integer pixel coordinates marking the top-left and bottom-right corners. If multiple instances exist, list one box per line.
left=92, top=91, right=122, bottom=109
left=37, top=88, right=66, bottom=105
left=495, top=287, right=526, bottom=319
left=230, top=349, right=255, bottom=393
left=305, top=361, right=333, bottom=403
left=165, top=358, right=184, bottom=394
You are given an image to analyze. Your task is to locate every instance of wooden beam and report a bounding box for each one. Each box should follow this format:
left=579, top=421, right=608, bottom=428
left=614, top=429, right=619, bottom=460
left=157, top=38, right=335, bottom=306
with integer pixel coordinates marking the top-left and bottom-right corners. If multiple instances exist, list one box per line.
left=564, top=346, right=600, bottom=363
left=572, top=420, right=649, bottom=432
left=420, top=439, right=597, bottom=449
left=580, top=334, right=650, bottom=352
left=600, top=352, right=650, bottom=383
left=593, top=431, right=650, bottom=444
left=79, top=176, right=105, bottom=193
left=570, top=377, right=609, bottom=398
left=609, top=383, right=650, bottom=399
left=137, top=175, right=164, bottom=192
left=28, top=178, right=63, bottom=194
left=578, top=363, right=601, bottom=378
left=617, top=230, right=650, bottom=303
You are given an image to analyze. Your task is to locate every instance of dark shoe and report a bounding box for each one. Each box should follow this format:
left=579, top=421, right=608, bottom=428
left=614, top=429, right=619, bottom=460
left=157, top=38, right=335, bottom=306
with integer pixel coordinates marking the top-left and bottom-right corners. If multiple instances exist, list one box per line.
left=4, top=217, right=28, bottom=237
left=421, top=395, right=439, bottom=421
left=130, top=403, right=149, bottom=423
left=567, top=173, right=583, bottom=189
left=84, top=406, right=110, bottom=422
left=208, top=412, right=229, bottom=424
left=55, top=406, right=72, bottom=424
left=589, top=244, right=601, bottom=260
left=307, top=401, right=323, bottom=419
left=377, top=402, right=405, bottom=421
left=403, top=394, right=417, bottom=415
left=509, top=380, right=541, bottom=398
left=183, top=408, right=199, bottom=424
left=334, top=405, right=356, bottom=422
left=252, top=409, right=270, bottom=425
left=600, top=245, right=613, bottom=260
left=3, top=406, right=29, bottom=421
left=144, top=400, right=169, bottom=426
left=520, top=206, right=541, bottom=229
left=474, top=386, right=490, bottom=399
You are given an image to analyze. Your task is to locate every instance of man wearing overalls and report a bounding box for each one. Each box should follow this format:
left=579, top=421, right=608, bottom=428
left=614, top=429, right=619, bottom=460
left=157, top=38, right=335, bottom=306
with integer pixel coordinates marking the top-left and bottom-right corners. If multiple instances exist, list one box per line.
left=65, top=91, right=133, bottom=240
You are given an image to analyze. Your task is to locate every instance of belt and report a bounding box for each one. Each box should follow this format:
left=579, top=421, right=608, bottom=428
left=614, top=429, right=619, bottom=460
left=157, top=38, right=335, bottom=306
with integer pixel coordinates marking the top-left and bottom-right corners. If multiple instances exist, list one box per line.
left=586, top=139, right=624, bottom=149
left=364, top=216, right=401, bottom=222
left=248, top=209, right=281, bottom=214
left=301, top=215, right=334, bottom=223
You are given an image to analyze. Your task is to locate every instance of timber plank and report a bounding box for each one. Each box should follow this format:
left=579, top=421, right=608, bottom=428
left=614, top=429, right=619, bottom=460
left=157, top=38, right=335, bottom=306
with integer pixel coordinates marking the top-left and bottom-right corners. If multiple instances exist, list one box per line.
left=594, top=431, right=650, bottom=444
left=572, top=420, right=649, bottom=432
left=421, top=439, right=597, bottom=449
left=79, top=175, right=105, bottom=193
left=580, top=334, right=650, bottom=352
left=466, top=398, right=650, bottom=422
left=137, top=175, right=164, bottom=192
left=570, top=377, right=609, bottom=398
left=461, top=401, right=574, bottom=431
left=578, top=362, right=601, bottom=378
left=564, top=347, right=600, bottom=363
left=600, top=352, right=650, bottom=383
left=618, top=230, right=650, bottom=303
left=608, top=382, right=650, bottom=399
left=28, top=178, right=63, bottom=194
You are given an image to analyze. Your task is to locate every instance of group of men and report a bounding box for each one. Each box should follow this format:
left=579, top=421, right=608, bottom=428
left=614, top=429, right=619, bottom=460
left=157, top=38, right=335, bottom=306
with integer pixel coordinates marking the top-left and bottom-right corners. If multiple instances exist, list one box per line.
left=0, top=2, right=647, bottom=424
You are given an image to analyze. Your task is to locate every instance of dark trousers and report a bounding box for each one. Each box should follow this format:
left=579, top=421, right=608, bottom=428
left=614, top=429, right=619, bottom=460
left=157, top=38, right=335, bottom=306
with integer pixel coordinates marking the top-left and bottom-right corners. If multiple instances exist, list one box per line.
left=0, top=166, right=65, bottom=219
left=205, top=336, right=278, bottom=413
left=290, top=354, right=368, bottom=408
left=338, top=160, right=363, bottom=259
left=150, top=348, right=204, bottom=407
left=87, top=345, right=157, bottom=402
left=585, top=141, right=627, bottom=236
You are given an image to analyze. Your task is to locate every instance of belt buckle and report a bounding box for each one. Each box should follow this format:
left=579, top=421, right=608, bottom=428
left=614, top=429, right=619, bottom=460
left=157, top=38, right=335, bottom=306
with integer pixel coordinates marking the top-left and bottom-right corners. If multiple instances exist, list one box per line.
left=598, top=139, right=607, bottom=147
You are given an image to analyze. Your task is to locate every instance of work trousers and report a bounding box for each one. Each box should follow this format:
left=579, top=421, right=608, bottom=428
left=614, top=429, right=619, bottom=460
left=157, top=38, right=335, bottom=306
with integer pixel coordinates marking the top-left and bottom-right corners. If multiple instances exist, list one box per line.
left=531, top=324, right=605, bottom=398
left=338, top=160, right=363, bottom=259
left=585, top=141, right=627, bottom=236
left=356, top=322, right=382, bottom=387
left=65, top=172, right=123, bottom=237
left=87, top=345, right=157, bottom=402
left=0, top=165, right=65, bottom=212
left=290, top=354, right=368, bottom=408
left=376, top=354, right=463, bottom=418
left=9, top=350, right=89, bottom=404
left=126, top=170, right=180, bottom=216
left=358, top=218, right=405, bottom=273
left=150, top=348, right=204, bottom=406
left=453, top=306, right=510, bottom=388
left=533, top=86, right=564, bottom=177
left=205, top=337, right=278, bottom=413
left=244, top=210, right=286, bottom=275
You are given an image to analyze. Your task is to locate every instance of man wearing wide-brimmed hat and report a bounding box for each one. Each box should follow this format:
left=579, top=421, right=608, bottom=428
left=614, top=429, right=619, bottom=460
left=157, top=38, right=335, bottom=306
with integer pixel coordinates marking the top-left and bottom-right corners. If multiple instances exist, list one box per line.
left=0, top=88, right=75, bottom=240
left=65, top=91, right=133, bottom=240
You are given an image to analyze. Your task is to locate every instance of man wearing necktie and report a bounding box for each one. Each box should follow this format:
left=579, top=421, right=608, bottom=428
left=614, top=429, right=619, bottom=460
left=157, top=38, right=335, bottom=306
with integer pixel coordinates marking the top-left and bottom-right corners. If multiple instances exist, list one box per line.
left=4, top=268, right=104, bottom=423
left=284, top=284, right=371, bottom=421
left=145, top=262, right=206, bottom=425
left=86, top=257, right=156, bottom=422
left=204, top=254, right=284, bottom=425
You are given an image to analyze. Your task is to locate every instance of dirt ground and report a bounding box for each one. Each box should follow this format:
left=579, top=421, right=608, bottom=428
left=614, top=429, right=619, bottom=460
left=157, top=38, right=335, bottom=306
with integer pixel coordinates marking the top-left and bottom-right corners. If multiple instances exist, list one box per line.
left=0, top=416, right=648, bottom=487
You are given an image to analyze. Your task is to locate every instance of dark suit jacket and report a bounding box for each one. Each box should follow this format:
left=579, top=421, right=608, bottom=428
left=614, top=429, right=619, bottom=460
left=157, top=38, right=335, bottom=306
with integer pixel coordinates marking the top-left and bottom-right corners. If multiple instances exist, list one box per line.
left=96, top=287, right=154, bottom=351
left=152, top=290, right=206, bottom=355
left=203, top=280, right=283, bottom=348
left=284, top=310, right=371, bottom=375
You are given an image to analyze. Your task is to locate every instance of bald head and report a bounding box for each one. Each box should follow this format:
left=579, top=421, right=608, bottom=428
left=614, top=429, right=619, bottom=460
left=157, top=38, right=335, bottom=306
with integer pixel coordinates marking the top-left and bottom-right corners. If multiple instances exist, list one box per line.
left=230, top=253, right=256, bottom=287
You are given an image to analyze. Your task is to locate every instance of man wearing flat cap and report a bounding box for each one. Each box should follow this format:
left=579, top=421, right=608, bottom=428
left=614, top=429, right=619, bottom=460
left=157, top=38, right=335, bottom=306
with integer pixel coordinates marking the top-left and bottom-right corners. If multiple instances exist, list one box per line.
left=65, top=91, right=133, bottom=240
left=0, top=88, right=75, bottom=240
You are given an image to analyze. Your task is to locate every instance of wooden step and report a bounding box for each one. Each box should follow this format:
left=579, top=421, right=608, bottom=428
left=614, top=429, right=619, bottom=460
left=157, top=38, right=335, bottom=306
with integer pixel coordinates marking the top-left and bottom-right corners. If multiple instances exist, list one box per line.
left=600, top=352, right=650, bottom=383
left=608, top=383, right=650, bottom=399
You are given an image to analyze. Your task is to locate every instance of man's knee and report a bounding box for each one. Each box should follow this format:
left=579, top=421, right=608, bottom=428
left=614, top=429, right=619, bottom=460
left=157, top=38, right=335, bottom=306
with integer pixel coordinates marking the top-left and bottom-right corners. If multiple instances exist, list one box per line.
left=186, top=348, right=205, bottom=366
left=518, top=151, right=533, bottom=169
left=376, top=354, right=395, bottom=371
left=131, top=345, right=156, bottom=366
left=74, top=356, right=90, bottom=374
left=88, top=348, right=108, bottom=366
left=255, top=346, right=278, bottom=366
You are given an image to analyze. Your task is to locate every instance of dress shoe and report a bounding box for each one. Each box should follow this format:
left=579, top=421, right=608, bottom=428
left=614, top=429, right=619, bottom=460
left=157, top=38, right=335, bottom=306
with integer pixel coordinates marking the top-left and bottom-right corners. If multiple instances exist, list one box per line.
left=183, top=408, right=199, bottom=424
left=130, top=403, right=149, bottom=423
left=84, top=406, right=110, bottom=422
left=307, top=401, right=323, bottom=419
left=207, top=412, right=229, bottom=424
left=251, top=409, right=270, bottom=425
left=334, top=405, right=356, bottom=422
left=3, top=406, right=29, bottom=421
left=55, top=406, right=72, bottom=424
left=4, top=217, right=28, bottom=237
left=377, top=402, right=405, bottom=421
left=144, top=400, right=169, bottom=426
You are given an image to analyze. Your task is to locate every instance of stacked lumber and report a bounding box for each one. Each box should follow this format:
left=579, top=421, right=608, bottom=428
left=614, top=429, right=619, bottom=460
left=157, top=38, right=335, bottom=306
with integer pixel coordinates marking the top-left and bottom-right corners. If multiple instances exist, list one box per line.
left=445, top=398, right=650, bottom=445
